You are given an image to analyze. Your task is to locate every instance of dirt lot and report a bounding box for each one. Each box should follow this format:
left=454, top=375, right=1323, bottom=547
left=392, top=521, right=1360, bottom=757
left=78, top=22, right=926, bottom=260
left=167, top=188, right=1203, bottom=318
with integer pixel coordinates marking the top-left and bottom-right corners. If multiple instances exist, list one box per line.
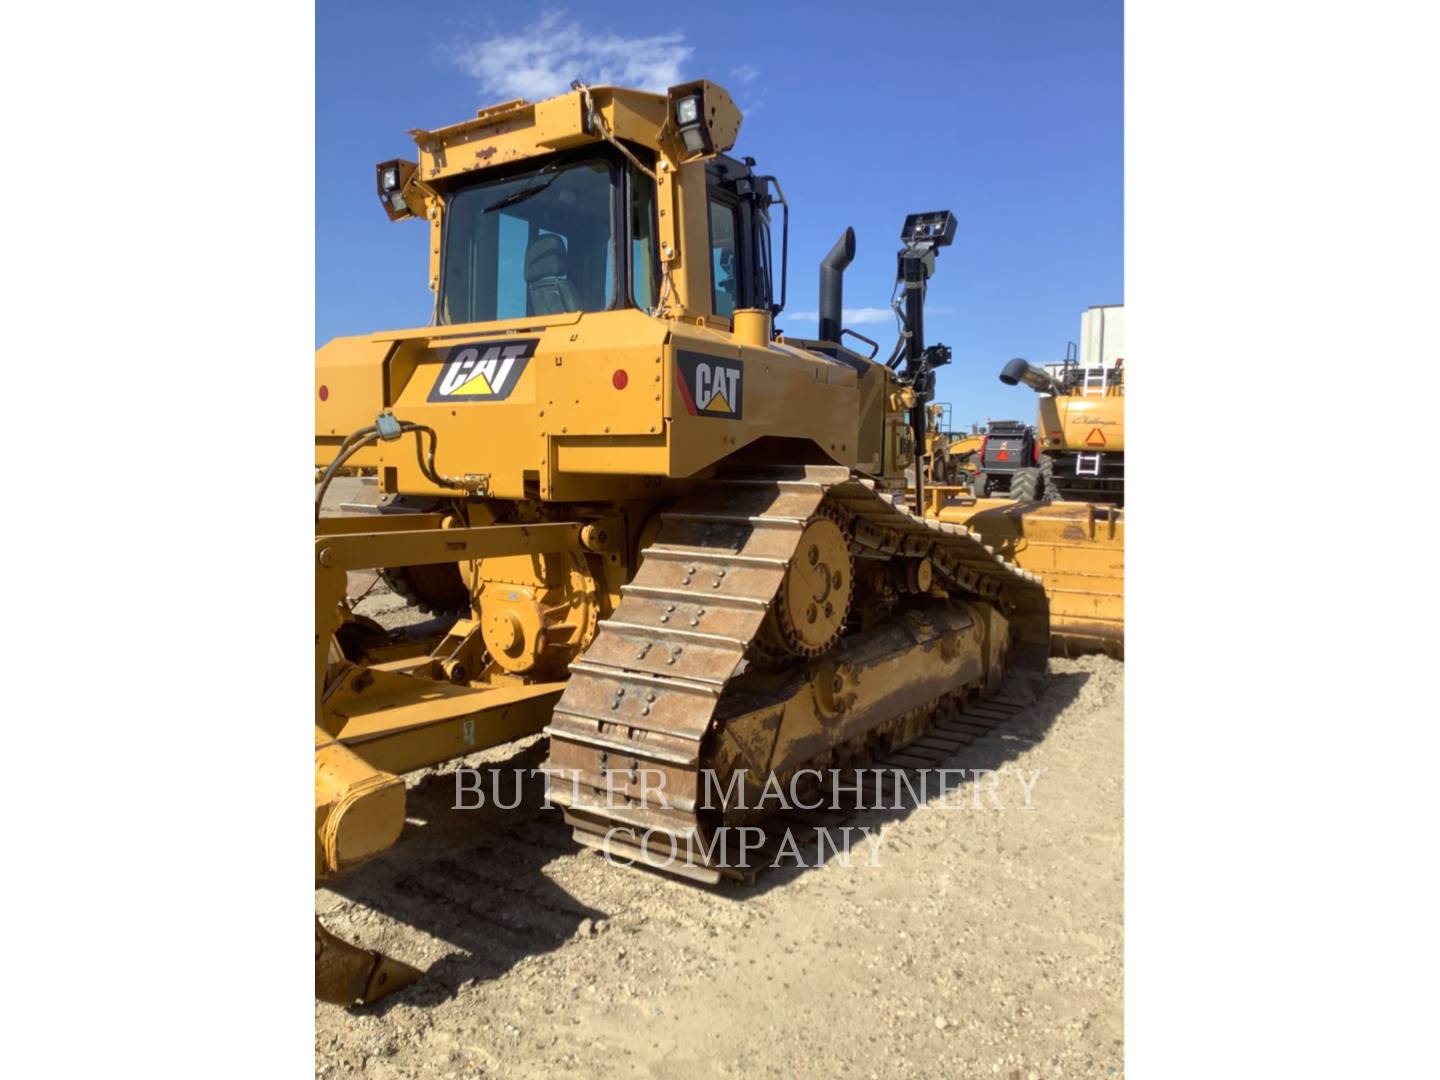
left=318, top=578, right=1123, bottom=1079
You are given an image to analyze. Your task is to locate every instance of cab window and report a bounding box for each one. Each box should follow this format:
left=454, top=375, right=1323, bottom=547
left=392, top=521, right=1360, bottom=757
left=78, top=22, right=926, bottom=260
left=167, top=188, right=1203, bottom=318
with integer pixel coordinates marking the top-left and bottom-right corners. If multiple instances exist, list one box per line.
left=629, top=165, right=659, bottom=309
left=708, top=199, right=739, bottom=318
left=755, top=210, right=773, bottom=312
left=440, top=156, right=617, bottom=324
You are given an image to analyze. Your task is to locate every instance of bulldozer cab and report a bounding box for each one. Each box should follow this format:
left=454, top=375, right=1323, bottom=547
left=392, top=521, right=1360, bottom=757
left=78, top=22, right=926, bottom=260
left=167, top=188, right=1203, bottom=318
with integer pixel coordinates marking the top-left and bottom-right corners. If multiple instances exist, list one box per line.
left=436, top=146, right=784, bottom=327
left=371, top=83, right=781, bottom=326
left=928, top=401, right=955, bottom=438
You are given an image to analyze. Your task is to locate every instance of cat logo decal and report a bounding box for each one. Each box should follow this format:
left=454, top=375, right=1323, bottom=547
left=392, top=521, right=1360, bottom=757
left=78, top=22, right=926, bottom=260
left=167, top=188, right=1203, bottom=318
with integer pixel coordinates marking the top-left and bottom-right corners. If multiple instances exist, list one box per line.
left=428, top=339, right=537, bottom=402
left=676, top=351, right=743, bottom=420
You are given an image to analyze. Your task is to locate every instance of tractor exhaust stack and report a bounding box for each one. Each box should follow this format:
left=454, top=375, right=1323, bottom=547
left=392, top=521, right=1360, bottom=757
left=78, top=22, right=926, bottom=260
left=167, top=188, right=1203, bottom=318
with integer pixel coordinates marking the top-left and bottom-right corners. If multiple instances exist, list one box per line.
left=818, top=227, right=855, bottom=343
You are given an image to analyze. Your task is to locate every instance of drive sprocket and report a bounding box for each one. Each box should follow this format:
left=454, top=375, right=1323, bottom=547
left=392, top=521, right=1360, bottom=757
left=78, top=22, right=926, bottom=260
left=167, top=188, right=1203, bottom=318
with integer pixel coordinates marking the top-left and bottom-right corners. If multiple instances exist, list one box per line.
left=764, top=514, right=854, bottom=659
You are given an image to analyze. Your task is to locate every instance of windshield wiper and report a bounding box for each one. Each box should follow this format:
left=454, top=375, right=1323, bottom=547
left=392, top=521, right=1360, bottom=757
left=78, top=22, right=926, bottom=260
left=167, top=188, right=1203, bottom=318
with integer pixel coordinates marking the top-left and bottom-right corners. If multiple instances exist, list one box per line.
left=482, top=164, right=560, bottom=214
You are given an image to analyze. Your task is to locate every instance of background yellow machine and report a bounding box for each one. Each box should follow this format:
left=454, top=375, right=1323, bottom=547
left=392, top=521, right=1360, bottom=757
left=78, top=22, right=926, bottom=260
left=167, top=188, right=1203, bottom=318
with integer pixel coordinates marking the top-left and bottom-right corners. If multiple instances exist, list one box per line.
left=922, top=403, right=984, bottom=486
left=314, top=80, right=1049, bottom=1003
left=924, top=306, right=1124, bottom=656
left=998, top=304, right=1125, bottom=504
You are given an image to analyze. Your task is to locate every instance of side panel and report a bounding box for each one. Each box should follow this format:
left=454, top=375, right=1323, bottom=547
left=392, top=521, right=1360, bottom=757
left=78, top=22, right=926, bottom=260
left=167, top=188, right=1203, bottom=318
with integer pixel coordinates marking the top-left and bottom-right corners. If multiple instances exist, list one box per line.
left=853, top=364, right=887, bottom=474
left=1055, top=395, right=1124, bottom=452
left=318, top=311, right=866, bottom=499
left=319, top=310, right=670, bottom=499
left=316, top=337, right=390, bottom=448
left=665, top=327, right=860, bottom=478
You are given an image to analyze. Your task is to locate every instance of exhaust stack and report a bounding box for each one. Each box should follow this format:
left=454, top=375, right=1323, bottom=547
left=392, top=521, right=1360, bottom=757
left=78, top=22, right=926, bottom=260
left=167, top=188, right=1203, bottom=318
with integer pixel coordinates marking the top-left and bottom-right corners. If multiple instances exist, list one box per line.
left=818, top=227, right=856, bottom=343
left=1000, top=357, right=1061, bottom=395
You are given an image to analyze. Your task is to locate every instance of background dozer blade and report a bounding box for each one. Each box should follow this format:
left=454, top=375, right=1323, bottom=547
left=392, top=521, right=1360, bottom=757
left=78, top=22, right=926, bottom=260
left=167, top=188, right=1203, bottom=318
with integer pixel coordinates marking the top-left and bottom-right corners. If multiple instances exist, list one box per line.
left=937, top=498, right=1124, bottom=657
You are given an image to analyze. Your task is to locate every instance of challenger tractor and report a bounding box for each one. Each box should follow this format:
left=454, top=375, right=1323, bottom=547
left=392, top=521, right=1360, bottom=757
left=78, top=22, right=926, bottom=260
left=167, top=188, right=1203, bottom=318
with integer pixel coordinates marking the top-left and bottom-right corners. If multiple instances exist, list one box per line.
left=999, top=305, right=1125, bottom=504
left=314, top=80, right=1048, bottom=1005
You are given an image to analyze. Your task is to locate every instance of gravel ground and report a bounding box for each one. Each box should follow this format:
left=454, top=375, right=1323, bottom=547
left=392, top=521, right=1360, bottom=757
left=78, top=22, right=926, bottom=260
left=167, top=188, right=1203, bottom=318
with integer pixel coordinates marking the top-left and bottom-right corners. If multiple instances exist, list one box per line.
left=317, top=599, right=1124, bottom=1079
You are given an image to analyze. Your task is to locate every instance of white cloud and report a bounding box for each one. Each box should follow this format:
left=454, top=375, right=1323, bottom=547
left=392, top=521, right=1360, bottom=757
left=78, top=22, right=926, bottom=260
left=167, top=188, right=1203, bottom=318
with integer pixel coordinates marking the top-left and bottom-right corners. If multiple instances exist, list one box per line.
left=787, top=306, right=897, bottom=326
left=730, top=64, right=760, bottom=84
left=444, top=11, right=694, bottom=101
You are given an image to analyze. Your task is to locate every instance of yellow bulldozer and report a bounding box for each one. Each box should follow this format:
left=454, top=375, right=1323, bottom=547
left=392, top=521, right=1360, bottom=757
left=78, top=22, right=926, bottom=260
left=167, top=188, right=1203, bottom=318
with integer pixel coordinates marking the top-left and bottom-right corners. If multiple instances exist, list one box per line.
left=314, top=79, right=1050, bottom=1004
left=922, top=403, right=984, bottom=486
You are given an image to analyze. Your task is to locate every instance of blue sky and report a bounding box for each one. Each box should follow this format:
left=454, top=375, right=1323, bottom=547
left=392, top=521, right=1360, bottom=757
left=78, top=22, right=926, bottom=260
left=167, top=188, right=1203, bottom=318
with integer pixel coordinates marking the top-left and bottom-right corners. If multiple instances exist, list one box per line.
left=318, top=0, right=1121, bottom=427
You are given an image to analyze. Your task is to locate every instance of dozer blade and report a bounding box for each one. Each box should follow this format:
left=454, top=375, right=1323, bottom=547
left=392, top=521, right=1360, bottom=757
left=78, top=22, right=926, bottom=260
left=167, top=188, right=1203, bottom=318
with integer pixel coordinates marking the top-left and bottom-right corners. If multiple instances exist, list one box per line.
left=937, top=497, right=1124, bottom=657
left=315, top=918, right=422, bottom=1006
left=314, top=729, right=422, bottom=1006
left=314, top=677, right=565, bottom=1006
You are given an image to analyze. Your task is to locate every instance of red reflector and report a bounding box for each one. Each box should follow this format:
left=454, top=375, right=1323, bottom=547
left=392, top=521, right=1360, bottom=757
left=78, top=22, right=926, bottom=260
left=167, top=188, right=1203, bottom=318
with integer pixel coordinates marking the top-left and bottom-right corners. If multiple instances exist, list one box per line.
left=612, top=369, right=629, bottom=390
left=318, top=385, right=329, bottom=401
left=1048, top=430, right=1062, bottom=439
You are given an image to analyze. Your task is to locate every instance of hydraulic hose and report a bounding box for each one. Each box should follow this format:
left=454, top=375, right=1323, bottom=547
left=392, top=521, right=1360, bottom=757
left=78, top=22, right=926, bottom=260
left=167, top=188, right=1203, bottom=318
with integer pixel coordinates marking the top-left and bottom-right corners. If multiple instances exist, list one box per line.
left=315, top=428, right=380, bottom=519
left=314, top=418, right=465, bottom=520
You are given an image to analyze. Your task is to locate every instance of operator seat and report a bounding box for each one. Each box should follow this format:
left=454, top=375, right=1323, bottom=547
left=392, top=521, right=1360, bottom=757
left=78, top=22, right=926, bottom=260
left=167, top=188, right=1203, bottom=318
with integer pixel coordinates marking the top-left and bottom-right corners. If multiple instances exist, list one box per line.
left=524, top=234, right=581, bottom=315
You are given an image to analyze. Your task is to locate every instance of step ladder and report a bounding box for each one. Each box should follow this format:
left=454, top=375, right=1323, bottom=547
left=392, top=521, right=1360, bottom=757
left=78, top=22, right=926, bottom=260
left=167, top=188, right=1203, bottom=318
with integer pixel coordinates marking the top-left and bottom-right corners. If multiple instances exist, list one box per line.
left=1080, top=367, right=1109, bottom=397
left=1074, top=452, right=1103, bottom=477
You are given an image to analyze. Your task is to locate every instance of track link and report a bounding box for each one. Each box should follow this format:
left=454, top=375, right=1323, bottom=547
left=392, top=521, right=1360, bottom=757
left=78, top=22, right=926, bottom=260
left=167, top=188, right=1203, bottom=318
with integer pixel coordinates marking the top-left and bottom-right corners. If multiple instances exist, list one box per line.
left=543, top=465, right=1048, bottom=880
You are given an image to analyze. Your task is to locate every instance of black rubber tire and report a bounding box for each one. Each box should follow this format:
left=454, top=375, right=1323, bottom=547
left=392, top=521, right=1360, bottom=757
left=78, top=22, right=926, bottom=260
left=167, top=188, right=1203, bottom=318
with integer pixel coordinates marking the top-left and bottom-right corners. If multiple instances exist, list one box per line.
left=970, top=472, right=988, bottom=498
left=1009, top=467, right=1040, bottom=503
left=1039, top=454, right=1060, bottom=502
